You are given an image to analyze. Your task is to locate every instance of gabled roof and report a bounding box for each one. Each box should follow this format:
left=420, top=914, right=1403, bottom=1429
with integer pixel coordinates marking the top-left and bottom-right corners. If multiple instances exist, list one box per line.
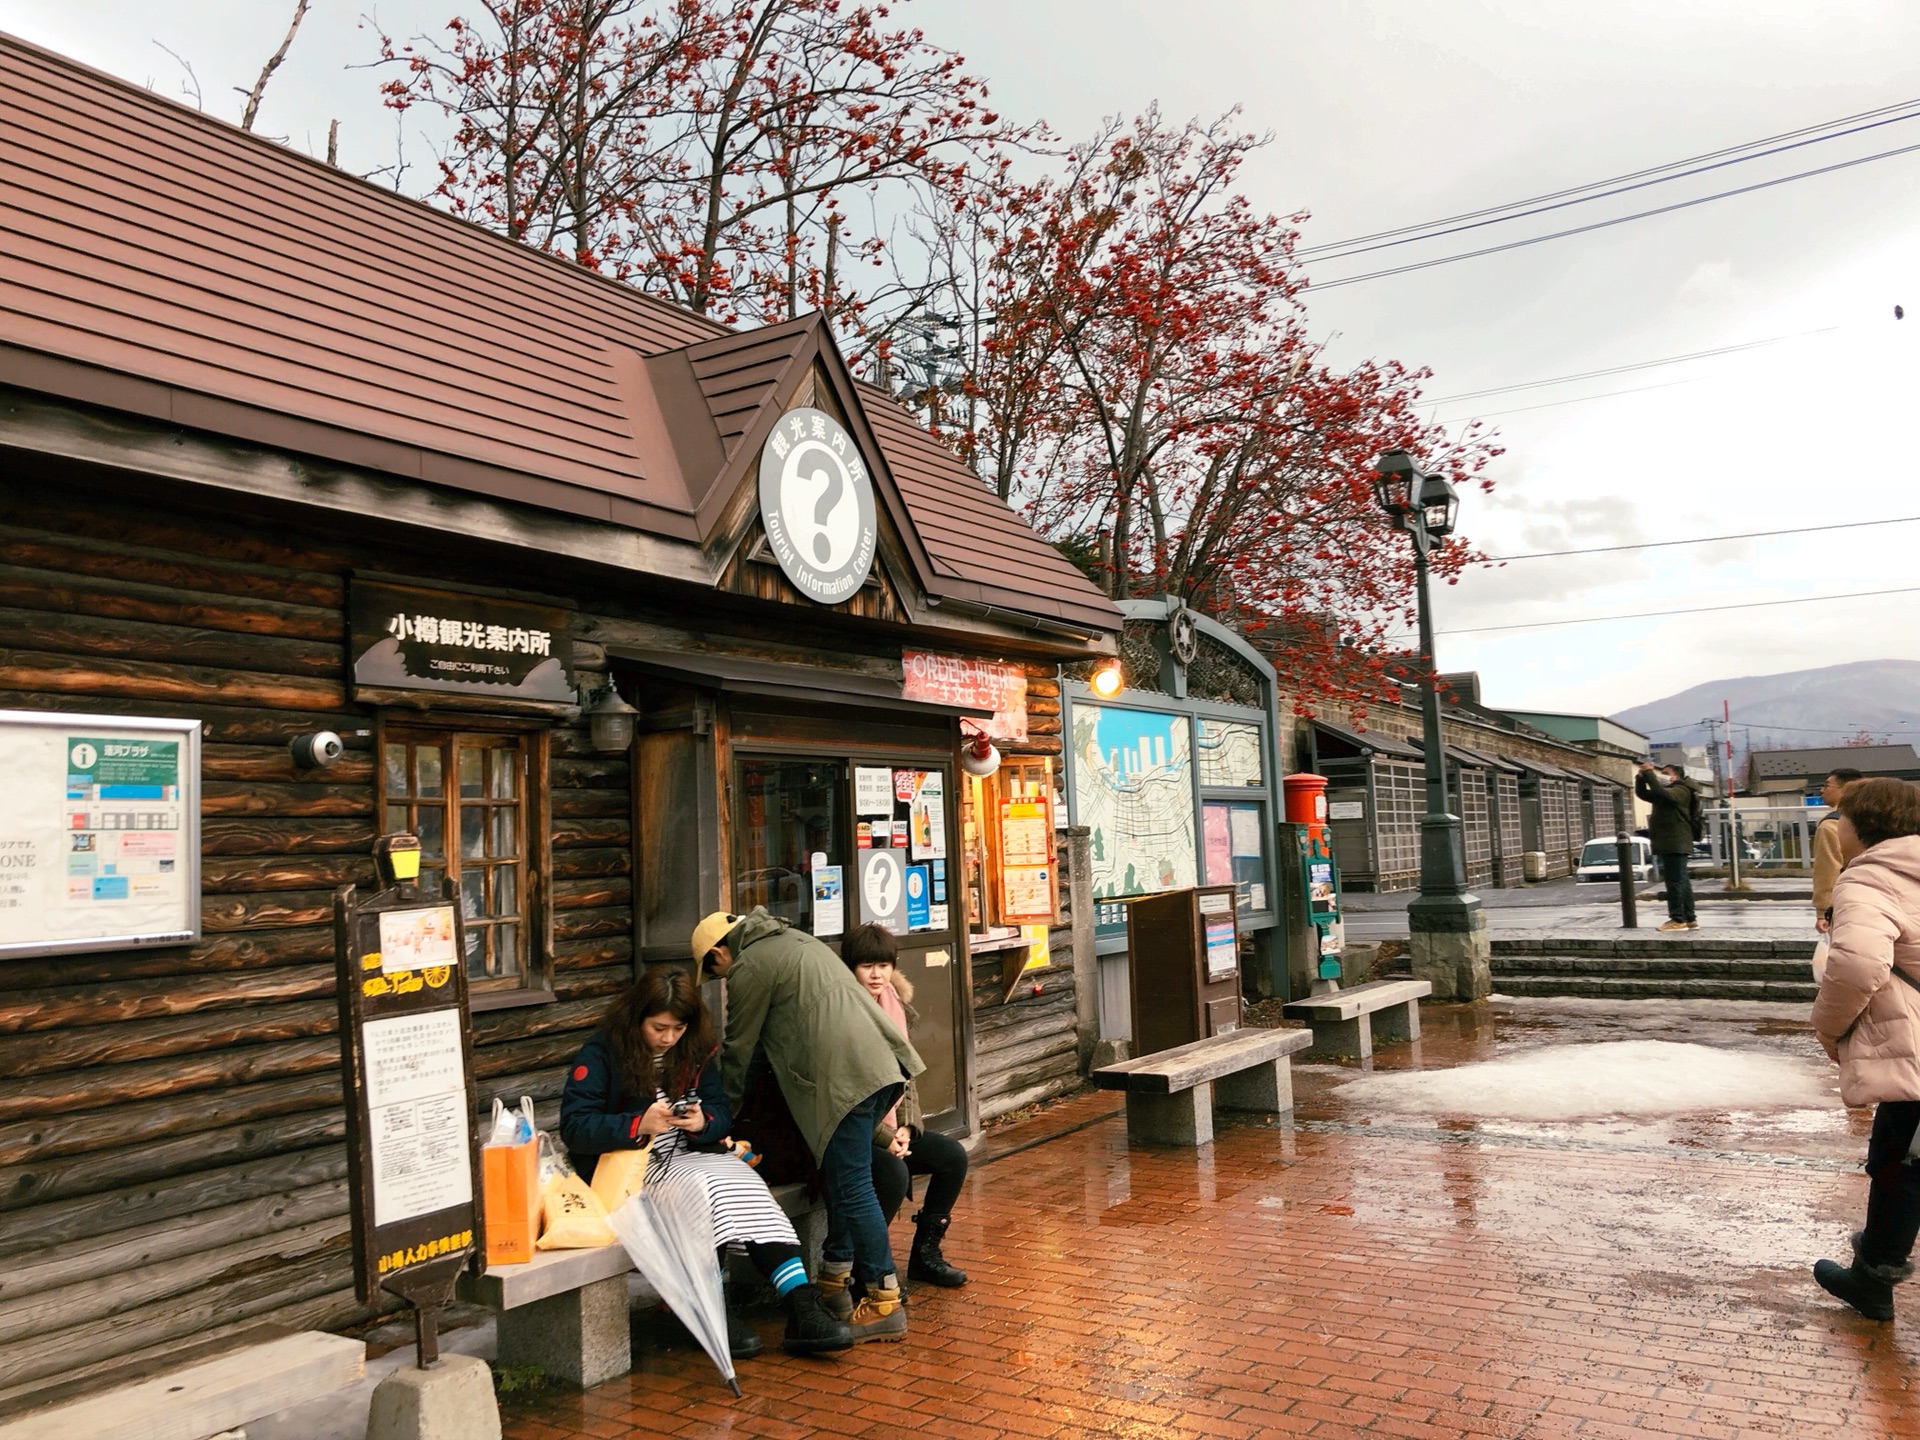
left=0, top=32, right=1120, bottom=638
left=1747, top=744, right=1920, bottom=780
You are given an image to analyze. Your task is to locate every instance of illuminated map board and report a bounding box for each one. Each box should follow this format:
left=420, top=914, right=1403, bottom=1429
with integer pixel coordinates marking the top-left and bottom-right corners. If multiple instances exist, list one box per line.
left=0, top=710, right=202, bottom=958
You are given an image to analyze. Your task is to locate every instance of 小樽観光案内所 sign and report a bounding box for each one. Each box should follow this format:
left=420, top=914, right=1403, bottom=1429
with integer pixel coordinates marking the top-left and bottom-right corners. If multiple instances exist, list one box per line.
left=0, top=710, right=201, bottom=959
left=350, top=579, right=574, bottom=706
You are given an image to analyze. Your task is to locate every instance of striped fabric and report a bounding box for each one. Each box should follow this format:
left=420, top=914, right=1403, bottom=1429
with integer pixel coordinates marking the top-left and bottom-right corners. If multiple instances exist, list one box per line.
left=646, top=1127, right=798, bottom=1248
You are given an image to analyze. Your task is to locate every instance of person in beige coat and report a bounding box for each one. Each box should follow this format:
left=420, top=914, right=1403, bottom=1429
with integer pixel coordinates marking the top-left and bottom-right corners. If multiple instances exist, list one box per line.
left=1809, top=777, right=1920, bottom=1319
left=1812, top=767, right=1863, bottom=932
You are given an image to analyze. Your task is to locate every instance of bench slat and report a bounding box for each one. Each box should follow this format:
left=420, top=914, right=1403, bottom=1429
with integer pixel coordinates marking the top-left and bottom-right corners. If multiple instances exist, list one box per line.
left=1283, top=979, right=1431, bottom=1023
left=1093, top=1027, right=1311, bottom=1095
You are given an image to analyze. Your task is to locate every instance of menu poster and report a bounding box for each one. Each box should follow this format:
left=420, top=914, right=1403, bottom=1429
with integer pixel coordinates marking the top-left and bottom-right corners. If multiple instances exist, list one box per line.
left=998, top=796, right=1055, bottom=923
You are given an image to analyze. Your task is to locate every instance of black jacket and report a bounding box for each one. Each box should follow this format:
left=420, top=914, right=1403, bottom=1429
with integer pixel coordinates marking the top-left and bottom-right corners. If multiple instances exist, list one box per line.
left=558, top=1031, right=730, bottom=1180
left=1635, top=770, right=1699, bottom=855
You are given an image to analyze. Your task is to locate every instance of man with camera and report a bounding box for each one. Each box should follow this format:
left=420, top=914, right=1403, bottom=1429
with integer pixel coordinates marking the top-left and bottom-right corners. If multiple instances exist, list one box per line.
left=1636, top=761, right=1702, bottom=931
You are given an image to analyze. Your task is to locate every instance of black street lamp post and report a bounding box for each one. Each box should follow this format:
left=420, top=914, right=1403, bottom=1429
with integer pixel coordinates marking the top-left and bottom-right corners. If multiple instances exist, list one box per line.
left=1374, top=449, right=1490, bottom=1000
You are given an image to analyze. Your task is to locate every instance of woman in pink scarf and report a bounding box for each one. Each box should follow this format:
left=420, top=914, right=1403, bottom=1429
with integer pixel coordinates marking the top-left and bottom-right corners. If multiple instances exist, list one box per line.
left=840, top=924, right=969, bottom=1291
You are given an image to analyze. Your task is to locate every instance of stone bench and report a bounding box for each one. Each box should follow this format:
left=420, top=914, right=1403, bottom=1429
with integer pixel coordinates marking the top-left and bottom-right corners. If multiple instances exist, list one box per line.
left=1281, top=979, right=1433, bottom=1060
left=459, top=1180, right=827, bottom=1388
left=1092, top=1027, right=1314, bottom=1146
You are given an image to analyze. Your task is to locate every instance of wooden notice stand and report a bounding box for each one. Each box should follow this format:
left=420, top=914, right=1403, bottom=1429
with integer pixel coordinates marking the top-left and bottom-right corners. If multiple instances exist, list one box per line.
left=333, top=837, right=485, bottom=1370
left=1124, top=885, right=1242, bottom=1059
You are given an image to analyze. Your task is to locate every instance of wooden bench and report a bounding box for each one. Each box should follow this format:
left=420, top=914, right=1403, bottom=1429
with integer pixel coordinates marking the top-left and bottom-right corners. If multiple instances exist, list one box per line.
left=1281, top=979, right=1433, bottom=1060
left=458, top=1180, right=828, bottom=1388
left=1092, top=1027, right=1314, bottom=1146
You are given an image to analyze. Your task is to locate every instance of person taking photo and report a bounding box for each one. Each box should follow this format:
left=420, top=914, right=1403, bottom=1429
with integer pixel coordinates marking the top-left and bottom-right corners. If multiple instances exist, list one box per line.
left=1635, top=761, right=1701, bottom=931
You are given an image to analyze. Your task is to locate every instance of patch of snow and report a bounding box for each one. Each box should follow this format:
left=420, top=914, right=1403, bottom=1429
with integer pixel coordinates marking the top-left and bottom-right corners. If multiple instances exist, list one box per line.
left=1335, top=1040, right=1832, bottom=1121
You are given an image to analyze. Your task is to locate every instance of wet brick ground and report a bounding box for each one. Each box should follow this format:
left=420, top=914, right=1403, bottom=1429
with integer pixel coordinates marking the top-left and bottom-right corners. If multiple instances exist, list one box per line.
left=502, top=1001, right=1920, bottom=1438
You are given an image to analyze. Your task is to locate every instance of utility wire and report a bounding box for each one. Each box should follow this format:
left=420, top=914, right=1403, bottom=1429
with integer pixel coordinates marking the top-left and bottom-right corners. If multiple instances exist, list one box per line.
left=1298, top=94, right=1920, bottom=256
left=1301, top=107, right=1920, bottom=264
left=1445, top=376, right=1707, bottom=421
left=1480, top=513, right=1920, bottom=563
left=1426, top=327, right=1843, bottom=406
left=1426, top=584, right=1920, bottom=636
left=1309, top=137, right=1920, bottom=290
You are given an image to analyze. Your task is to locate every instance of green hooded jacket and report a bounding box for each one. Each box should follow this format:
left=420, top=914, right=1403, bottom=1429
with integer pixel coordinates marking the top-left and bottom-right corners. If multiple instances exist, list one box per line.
left=718, top=908, right=925, bottom=1162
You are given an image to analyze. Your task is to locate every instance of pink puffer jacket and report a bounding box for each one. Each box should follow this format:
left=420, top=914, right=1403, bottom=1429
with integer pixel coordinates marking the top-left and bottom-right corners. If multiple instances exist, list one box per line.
left=1811, top=835, right=1920, bottom=1106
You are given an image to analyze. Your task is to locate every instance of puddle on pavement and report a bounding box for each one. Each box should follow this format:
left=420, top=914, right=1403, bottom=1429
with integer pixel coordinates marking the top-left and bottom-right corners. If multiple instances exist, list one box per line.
left=1263, top=997, right=1870, bottom=1270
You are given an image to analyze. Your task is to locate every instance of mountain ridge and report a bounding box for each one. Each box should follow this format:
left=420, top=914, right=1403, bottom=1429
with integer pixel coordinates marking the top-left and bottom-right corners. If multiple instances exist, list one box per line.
left=1610, top=659, right=1920, bottom=752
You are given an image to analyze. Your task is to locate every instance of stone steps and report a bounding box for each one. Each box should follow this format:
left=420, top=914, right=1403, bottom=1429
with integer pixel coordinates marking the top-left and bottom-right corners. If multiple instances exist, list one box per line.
left=1474, top=935, right=1818, bottom=1001
left=1491, top=974, right=1818, bottom=1003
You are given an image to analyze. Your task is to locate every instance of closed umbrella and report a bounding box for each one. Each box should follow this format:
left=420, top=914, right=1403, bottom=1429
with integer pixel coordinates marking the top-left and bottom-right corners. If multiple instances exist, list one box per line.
left=607, top=1178, right=740, bottom=1397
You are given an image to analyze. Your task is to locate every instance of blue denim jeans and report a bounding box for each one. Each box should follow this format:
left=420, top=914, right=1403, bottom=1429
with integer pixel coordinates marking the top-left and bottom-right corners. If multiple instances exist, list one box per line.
left=1659, top=852, right=1695, bottom=922
left=820, top=1083, right=903, bottom=1285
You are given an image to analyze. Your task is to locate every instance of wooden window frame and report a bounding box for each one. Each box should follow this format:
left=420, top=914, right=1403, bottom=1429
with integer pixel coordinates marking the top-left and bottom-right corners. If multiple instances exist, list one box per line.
left=377, top=715, right=554, bottom=1012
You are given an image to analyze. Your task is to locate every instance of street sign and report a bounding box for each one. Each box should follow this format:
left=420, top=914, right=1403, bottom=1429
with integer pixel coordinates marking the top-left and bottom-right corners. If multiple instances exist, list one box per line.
left=334, top=861, right=483, bottom=1366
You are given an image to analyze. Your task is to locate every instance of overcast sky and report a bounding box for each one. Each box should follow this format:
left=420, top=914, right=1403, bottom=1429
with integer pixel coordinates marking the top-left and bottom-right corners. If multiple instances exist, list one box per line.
left=5, top=0, right=1916, bottom=732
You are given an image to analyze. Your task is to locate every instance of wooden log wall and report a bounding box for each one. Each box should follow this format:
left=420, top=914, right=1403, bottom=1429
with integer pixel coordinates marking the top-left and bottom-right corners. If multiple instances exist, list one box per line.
left=0, top=491, right=635, bottom=1408
left=969, top=664, right=1084, bottom=1124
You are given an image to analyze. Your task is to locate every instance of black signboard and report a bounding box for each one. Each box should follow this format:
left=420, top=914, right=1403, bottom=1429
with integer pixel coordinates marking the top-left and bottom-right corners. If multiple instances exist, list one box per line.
left=334, top=875, right=484, bottom=1364
left=351, top=578, right=575, bottom=707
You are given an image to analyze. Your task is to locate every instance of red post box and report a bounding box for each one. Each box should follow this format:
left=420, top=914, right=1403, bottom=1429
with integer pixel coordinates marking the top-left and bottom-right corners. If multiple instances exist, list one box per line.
left=1282, top=772, right=1329, bottom=839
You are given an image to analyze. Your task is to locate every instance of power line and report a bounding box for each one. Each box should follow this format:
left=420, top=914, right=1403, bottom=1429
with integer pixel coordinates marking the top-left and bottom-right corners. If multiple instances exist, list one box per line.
left=1301, top=105, right=1920, bottom=264
left=1308, top=136, right=1920, bottom=291
left=1444, top=375, right=1707, bottom=421
left=1298, top=94, right=1920, bottom=257
left=1480, top=513, right=1920, bottom=563
left=1426, top=583, right=1920, bottom=637
left=1425, top=327, right=1842, bottom=406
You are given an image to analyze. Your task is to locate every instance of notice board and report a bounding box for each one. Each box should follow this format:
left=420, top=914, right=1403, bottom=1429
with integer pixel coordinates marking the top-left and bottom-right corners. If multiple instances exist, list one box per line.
left=0, top=709, right=201, bottom=959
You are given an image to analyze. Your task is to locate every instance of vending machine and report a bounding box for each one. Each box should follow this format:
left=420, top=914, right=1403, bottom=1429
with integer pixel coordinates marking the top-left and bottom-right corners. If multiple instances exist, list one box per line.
left=1282, top=773, right=1344, bottom=993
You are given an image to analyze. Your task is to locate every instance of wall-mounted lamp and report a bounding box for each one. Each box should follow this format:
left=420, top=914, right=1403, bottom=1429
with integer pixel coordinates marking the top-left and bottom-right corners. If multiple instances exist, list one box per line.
left=959, top=722, right=1002, bottom=779
left=587, top=682, right=640, bottom=753
left=1090, top=660, right=1125, bottom=699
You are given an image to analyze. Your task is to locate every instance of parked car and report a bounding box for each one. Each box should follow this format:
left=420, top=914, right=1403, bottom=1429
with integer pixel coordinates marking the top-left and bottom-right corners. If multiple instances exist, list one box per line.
left=1576, top=835, right=1654, bottom=883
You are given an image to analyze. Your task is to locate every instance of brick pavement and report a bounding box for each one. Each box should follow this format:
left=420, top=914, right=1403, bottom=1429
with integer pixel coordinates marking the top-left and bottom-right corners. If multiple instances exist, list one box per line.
left=503, top=1074, right=1920, bottom=1438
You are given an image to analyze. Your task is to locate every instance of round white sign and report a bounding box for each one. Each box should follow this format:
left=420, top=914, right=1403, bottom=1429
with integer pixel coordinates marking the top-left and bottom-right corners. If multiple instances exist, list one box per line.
left=756, top=407, right=878, bottom=604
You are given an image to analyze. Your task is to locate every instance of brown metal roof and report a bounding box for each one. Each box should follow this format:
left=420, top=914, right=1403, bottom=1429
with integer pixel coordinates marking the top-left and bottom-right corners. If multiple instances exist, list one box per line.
left=0, top=32, right=1119, bottom=637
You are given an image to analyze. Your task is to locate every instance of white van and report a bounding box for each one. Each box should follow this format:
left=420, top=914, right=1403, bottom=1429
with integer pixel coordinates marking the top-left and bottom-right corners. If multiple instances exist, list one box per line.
left=1575, top=835, right=1654, bottom=884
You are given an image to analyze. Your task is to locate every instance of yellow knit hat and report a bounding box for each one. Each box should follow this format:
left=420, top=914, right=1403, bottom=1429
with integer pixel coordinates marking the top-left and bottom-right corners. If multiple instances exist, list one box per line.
left=691, top=911, right=742, bottom=969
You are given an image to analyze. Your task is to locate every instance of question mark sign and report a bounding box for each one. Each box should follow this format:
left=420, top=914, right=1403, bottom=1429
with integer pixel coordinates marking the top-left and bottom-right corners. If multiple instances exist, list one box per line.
left=807, top=460, right=844, bottom=565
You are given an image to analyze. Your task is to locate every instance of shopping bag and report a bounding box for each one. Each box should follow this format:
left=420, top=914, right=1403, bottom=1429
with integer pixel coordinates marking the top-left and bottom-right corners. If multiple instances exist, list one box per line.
left=537, top=1168, right=617, bottom=1249
left=589, top=1147, right=652, bottom=1215
left=483, top=1097, right=540, bottom=1265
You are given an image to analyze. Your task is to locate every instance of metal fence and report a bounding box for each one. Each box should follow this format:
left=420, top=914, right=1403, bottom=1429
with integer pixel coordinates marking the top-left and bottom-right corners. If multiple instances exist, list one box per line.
left=1698, top=804, right=1825, bottom=871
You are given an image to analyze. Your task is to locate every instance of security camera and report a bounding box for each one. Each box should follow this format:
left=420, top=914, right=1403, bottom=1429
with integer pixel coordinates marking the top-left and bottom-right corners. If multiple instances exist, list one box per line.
left=290, top=731, right=344, bottom=769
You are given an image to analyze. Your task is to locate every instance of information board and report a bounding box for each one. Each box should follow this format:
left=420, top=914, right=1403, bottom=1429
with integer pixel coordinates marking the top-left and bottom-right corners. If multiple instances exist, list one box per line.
left=335, top=880, right=482, bottom=1328
left=0, top=710, right=201, bottom=959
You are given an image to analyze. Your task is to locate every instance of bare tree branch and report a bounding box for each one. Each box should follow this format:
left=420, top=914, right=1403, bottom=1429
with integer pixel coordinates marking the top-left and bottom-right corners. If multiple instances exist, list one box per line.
left=241, top=0, right=313, bottom=132
left=152, top=42, right=203, bottom=110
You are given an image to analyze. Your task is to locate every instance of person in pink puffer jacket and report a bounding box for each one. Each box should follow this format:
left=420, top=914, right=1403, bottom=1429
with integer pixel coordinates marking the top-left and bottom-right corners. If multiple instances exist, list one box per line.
left=1809, top=777, right=1920, bottom=1320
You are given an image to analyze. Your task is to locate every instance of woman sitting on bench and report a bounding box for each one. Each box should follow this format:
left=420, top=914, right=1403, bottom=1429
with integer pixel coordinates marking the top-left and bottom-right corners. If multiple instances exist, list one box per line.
left=559, top=966, right=851, bottom=1358
left=839, top=924, right=969, bottom=1291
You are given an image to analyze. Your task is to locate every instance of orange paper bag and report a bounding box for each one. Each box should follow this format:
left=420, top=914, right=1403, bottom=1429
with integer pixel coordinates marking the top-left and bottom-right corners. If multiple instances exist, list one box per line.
left=483, top=1136, right=540, bottom=1266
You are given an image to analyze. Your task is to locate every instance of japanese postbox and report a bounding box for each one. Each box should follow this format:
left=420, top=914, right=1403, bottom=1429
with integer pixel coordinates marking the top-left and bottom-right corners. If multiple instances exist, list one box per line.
left=1283, top=773, right=1345, bottom=989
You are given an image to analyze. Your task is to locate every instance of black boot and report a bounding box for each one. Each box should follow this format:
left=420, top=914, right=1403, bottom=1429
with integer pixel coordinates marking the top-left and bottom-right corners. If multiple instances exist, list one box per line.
left=1814, top=1255, right=1907, bottom=1321
left=781, top=1282, right=854, bottom=1355
left=727, top=1298, right=764, bottom=1359
left=908, top=1212, right=968, bottom=1288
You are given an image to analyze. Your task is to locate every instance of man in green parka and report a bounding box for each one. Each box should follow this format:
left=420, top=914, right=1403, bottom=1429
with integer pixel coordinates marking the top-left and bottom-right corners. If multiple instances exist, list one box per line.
left=694, top=907, right=924, bottom=1342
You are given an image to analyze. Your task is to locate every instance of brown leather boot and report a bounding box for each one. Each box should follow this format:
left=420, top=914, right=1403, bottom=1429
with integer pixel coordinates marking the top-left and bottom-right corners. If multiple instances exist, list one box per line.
left=848, top=1275, right=907, bottom=1343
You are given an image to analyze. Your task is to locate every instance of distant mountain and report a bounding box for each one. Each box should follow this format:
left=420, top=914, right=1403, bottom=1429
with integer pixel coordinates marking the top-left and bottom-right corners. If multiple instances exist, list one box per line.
left=1611, top=660, right=1920, bottom=752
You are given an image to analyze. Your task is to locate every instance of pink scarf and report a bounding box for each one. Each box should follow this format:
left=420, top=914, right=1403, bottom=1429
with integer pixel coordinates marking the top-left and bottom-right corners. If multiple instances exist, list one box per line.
left=872, top=980, right=909, bottom=1132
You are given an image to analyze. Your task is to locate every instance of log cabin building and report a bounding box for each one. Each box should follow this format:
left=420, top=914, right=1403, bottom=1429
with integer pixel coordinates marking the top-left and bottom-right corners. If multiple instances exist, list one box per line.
left=0, top=35, right=1120, bottom=1406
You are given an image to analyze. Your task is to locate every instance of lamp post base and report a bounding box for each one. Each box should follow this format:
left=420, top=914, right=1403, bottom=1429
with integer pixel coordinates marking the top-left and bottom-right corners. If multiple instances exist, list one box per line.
left=1407, top=893, right=1491, bottom=1001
